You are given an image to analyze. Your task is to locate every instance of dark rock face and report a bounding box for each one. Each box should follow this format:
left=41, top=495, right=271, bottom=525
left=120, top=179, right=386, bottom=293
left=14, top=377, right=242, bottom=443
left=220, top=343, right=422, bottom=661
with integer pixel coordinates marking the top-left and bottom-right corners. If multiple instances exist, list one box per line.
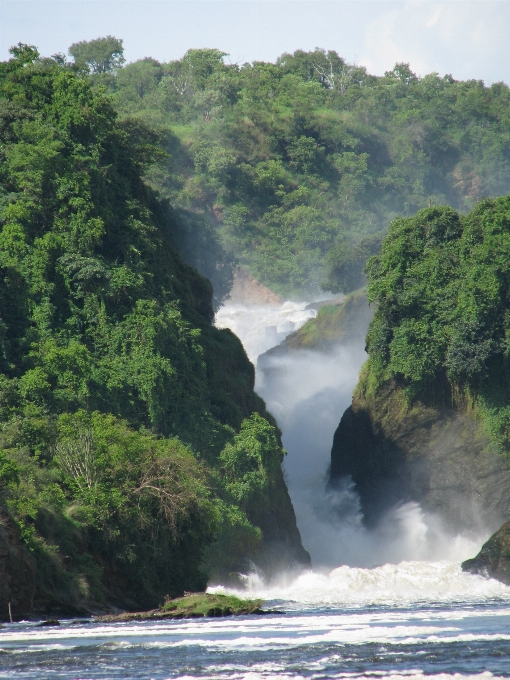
left=330, top=389, right=510, bottom=534
left=0, top=510, right=35, bottom=621
left=249, top=476, right=311, bottom=575
left=462, top=522, right=510, bottom=584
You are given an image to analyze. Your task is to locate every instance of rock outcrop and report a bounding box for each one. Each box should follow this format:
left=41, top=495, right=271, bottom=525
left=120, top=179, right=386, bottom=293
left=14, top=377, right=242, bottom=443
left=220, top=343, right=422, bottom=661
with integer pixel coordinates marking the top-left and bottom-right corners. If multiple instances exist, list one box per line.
left=330, top=384, right=510, bottom=534
left=247, top=475, right=311, bottom=576
left=227, top=268, right=281, bottom=305
left=462, top=521, right=510, bottom=584
left=258, top=291, right=371, bottom=371
left=329, top=199, right=510, bottom=550
left=0, top=510, right=35, bottom=621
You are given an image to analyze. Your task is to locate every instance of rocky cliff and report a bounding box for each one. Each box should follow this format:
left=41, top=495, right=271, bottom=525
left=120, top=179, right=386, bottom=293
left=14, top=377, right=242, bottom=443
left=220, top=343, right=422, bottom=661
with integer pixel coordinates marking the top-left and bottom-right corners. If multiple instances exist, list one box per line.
left=329, top=201, right=510, bottom=540
left=330, top=381, right=510, bottom=535
left=462, top=521, right=510, bottom=584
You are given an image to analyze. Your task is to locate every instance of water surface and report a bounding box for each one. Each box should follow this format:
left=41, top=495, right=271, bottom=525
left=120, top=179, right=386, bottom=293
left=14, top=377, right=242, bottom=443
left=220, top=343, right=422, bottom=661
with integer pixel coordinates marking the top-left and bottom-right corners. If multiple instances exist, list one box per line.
left=2, top=562, right=510, bottom=679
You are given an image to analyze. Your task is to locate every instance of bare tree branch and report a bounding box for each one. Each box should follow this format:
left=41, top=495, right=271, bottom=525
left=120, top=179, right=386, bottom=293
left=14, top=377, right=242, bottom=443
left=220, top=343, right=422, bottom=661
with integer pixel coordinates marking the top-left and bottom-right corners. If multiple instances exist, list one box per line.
left=55, top=431, right=96, bottom=492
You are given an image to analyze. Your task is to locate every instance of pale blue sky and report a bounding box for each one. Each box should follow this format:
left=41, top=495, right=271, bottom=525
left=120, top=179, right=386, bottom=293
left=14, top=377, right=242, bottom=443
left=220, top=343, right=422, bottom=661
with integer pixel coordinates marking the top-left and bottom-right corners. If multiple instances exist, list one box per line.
left=1, top=1, right=509, bottom=83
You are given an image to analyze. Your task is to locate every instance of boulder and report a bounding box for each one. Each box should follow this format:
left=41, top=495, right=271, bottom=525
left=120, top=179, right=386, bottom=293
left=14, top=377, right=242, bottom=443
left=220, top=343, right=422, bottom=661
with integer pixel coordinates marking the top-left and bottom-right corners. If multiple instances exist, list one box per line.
left=462, top=521, right=510, bottom=584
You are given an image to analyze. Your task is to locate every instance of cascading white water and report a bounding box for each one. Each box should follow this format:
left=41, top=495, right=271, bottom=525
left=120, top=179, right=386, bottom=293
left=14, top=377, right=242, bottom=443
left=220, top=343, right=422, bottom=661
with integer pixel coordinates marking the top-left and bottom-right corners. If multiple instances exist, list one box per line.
left=216, top=302, right=494, bottom=600
left=216, top=299, right=356, bottom=565
left=211, top=561, right=510, bottom=607
left=215, top=300, right=317, bottom=363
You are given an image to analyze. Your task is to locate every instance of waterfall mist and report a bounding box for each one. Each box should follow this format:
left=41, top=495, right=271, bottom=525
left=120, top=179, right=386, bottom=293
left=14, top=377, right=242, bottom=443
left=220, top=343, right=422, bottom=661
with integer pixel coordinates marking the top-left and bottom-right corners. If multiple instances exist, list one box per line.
left=216, top=300, right=487, bottom=572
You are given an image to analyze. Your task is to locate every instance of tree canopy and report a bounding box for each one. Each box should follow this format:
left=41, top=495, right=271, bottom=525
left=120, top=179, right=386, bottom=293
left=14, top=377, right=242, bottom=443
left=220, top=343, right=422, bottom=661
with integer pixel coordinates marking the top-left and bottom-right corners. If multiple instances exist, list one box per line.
left=363, top=197, right=510, bottom=455
left=0, top=44, right=294, bottom=613
left=69, top=35, right=125, bottom=73
left=84, top=43, right=510, bottom=297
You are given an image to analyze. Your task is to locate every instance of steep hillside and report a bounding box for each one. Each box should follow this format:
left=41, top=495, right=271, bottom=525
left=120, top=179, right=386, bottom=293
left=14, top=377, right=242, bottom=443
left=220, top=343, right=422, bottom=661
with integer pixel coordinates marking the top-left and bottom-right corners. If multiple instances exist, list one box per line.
left=330, top=199, right=510, bottom=535
left=0, top=46, right=308, bottom=620
left=94, top=45, right=510, bottom=297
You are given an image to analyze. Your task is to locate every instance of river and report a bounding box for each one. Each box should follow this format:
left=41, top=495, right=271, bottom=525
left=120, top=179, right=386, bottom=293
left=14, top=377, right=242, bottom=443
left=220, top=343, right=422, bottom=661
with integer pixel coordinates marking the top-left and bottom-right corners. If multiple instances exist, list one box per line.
left=2, top=574, right=510, bottom=678
left=1, top=300, right=509, bottom=679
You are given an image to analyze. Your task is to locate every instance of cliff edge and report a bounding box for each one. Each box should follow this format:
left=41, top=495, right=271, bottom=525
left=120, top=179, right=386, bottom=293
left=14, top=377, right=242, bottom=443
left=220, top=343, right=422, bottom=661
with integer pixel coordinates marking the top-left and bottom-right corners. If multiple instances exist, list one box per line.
left=330, top=382, right=510, bottom=533
left=330, top=200, right=510, bottom=538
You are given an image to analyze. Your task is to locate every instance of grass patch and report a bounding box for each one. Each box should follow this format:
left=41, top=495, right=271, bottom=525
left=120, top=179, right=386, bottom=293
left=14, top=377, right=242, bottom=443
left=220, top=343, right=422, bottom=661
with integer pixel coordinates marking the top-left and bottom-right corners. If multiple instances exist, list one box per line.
left=162, top=592, right=264, bottom=617
left=94, top=592, right=266, bottom=622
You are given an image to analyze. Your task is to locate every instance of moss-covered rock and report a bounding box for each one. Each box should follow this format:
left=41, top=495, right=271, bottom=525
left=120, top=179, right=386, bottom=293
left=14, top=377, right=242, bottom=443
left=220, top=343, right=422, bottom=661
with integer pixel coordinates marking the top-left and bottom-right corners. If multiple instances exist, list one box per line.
left=95, top=593, right=267, bottom=622
left=330, top=376, right=510, bottom=533
left=462, top=522, right=510, bottom=584
left=285, top=291, right=371, bottom=352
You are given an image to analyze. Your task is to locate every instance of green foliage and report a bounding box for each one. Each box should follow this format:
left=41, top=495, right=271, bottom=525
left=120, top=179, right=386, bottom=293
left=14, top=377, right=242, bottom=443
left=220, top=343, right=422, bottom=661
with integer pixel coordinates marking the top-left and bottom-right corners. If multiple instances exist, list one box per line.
left=90, top=44, right=510, bottom=296
left=364, top=197, right=510, bottom=453
left=69, top=36, right=125, bottom=74
left=204, top=498, right=262, bottom=578
left=220, top=413, right=283, bottom=507
left=322, top=233, right=385, bottom=294
left=0, top=449, right=19, bottom=488
left=0, top=51, right=286, bottom=610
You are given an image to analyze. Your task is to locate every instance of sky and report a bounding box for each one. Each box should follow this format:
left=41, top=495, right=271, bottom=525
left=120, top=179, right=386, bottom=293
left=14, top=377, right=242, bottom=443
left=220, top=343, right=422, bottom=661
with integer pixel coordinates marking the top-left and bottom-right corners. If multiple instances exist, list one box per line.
left=1, top=0, right=509, bottom=84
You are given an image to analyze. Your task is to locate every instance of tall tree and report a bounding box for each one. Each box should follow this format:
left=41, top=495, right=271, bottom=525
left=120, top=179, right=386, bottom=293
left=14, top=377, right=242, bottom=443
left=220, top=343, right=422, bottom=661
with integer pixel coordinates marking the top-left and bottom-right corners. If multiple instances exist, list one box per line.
left=69, top=35, right=125, bottom=73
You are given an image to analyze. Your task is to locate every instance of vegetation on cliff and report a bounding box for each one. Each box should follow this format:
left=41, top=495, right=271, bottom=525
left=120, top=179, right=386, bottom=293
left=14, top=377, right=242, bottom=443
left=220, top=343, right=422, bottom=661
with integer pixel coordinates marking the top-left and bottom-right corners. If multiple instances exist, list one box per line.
left=70, top=38, right=510, bottom=297
left=283, top=290, right=370, bottom=351
left=0, top=45, right=307, bottom=619
left=362, top=196, right=510, bottom=454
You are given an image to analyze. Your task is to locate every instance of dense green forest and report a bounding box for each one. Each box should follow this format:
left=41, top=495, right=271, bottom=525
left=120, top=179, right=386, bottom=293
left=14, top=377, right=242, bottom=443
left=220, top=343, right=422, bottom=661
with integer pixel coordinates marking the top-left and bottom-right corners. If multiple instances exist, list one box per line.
left=70, top=36, right=510, bottom=297
left=0, top=44, right=307, bottom=617
left=361, top=197, right=510, bottom=454
left=3, top=33, right=510, bottom=616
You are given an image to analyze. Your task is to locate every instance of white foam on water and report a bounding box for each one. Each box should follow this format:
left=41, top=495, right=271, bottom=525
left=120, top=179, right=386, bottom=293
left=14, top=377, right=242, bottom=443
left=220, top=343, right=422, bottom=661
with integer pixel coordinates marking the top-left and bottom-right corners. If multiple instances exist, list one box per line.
left=2, top=605, right=510, bottom=680
left=332, top=675, right=505, bottom=680
left=2, top=643, right=70, bottom=653
left=215, top=301, right=316, bottom=363
left=210, top=561, right=510, bottom=607
left=177, top=675, right=506, bottom=680
left=5, top=617, right=510, bottom=653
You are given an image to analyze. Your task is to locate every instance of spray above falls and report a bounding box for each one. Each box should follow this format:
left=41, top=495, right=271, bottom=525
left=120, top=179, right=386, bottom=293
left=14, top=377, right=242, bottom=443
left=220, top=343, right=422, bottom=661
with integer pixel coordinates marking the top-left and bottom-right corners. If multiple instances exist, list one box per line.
left=215, top=300, right=317, bottom=363
left=215, top=293, right=490, bottom=572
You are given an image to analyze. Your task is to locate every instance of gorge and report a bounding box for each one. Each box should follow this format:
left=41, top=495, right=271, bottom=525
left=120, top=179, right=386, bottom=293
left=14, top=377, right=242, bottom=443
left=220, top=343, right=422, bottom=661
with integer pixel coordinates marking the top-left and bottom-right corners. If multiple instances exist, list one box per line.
left=3, top=37, right=510, bottom=680
left=218, top=202, right=510, bottom=580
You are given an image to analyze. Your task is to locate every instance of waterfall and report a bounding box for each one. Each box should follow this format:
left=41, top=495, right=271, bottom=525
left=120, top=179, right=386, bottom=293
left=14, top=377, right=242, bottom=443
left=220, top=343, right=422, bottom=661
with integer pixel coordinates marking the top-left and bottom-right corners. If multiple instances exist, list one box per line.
left=215, top=300, right=485, bottom=570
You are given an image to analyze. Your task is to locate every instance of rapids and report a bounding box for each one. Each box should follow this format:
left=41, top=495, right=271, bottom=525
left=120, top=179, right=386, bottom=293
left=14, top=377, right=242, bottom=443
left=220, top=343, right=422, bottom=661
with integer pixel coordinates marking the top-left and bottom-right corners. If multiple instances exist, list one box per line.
left=210, top=561, right=510, bottom=608
left=2, top=584, right=510, bottom=678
